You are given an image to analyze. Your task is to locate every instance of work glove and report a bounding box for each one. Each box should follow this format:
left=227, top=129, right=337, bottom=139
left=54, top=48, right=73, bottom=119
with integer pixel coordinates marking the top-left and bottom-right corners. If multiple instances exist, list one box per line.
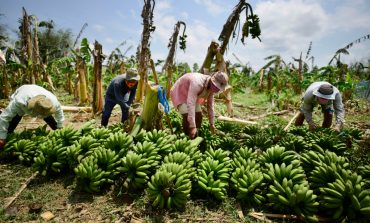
left=189, top=127, right=197, bottom=139
left=0, top=139, right=6, bottom=149
left=308, top=122, right=318, bottom=131
left=333, top=123, right=342, bottom=132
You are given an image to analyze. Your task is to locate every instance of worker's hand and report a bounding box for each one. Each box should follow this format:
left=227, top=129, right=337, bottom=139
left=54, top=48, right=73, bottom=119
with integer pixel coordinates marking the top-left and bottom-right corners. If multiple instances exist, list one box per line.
left=189, top=127, right=197, bottom=139
left=122, top=103, right=130, bottom=110
left=0, top=139, right=6, bottom=149
left=308, top=122, right=318, bottom=131
left=210, top=124, right=216, bottom=134
left=333, top=123, right=342, bottom=132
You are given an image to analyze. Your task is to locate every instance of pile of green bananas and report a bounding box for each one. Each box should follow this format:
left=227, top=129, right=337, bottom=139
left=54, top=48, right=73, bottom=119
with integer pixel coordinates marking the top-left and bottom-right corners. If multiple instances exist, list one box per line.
left=50, top=126, right=80, bottom=147
left=196, top=157, right=230, bottom=200
left=74, top=156, right=108, bottom=193
left=148, top=163, right=191, bottom=209
left=319, top=171, right=370, bottom=221
left=117, top=151, right=151, bottom=190
left=267, top=179, right=319, bottom=222
left=231, top=167, right=265, bottom=205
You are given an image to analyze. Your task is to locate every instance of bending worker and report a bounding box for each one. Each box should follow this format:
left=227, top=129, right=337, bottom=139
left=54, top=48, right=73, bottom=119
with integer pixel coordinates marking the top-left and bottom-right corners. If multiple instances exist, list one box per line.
left=295, top=81, right=345, bottom=132
left=170, top=71, right=229, bottom=139
left=0, top=85, right=64, bottom=149
left=101, top=68, right=140, bottom=127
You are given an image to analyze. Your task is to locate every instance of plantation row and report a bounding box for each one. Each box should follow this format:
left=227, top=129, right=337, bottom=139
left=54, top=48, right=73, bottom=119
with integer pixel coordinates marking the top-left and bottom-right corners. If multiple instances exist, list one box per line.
left=1, top=116, right=370, bottom=222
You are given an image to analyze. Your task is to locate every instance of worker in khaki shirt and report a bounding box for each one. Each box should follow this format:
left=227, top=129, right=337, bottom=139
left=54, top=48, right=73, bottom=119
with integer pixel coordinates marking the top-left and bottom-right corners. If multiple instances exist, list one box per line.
left=0, top=85, right=64, bottom=149
left=295, top=81, right=345, bottom=132
left=170, top=71, right=229, bottom=139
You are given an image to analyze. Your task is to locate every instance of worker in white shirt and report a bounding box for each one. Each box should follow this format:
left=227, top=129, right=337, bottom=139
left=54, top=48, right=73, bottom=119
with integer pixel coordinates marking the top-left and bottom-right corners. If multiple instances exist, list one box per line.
left=0, top=85, right=64, bottom=149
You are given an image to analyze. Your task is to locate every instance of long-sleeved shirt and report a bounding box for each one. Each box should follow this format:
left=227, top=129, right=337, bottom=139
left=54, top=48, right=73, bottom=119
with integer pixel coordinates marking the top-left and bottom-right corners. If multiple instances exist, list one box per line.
left=0, top=85, right=64, bottom=139
left=105, top=75, right=137, bottom=108
left=170, top=72, right=215, bottom=128
left=301, top=81, right=345, bottom=125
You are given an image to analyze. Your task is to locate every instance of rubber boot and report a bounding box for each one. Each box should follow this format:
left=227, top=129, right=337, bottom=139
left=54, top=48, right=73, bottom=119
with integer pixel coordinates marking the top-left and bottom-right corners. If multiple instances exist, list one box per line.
left=322, top=112, right=333, bottom=128
left=195, top=112, right=203, bottom=129
left=182, top=114, right=190, bottom=136
left=294, top=111, right=305, bottom=126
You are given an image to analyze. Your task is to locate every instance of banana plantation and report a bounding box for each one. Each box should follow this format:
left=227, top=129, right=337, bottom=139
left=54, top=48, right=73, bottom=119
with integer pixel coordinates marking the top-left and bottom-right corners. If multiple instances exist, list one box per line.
left=1, top=0, right=370, bottom=222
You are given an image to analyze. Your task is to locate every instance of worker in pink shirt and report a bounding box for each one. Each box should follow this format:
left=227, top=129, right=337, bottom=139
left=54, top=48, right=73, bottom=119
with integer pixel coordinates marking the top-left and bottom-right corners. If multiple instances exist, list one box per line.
left=170, top=71, right=229, bottom=139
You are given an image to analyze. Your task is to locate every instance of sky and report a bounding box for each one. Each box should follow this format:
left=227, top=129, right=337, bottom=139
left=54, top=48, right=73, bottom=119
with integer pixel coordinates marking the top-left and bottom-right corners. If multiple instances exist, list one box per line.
left=1, top=0, right=370, bottom=71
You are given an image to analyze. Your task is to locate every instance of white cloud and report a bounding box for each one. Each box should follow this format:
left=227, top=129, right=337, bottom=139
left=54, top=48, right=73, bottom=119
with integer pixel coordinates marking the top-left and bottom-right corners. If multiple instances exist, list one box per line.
left=194, top=0, right=224, bottom=15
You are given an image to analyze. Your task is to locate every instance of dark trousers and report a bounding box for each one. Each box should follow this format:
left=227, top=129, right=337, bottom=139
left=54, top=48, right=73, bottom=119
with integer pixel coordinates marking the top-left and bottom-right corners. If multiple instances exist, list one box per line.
left=294, top=111, right=333, bottom=128
left=101, top=98, right=129, bottom=127
left=8, top=115, right=58, bottom=134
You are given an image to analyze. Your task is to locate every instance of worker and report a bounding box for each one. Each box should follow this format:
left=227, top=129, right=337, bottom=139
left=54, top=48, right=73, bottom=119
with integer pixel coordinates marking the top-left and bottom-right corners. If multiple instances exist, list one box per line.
left=170, top=71, right=229, bottom=139
left=295, top=81, right=345, bottom=132
left=101, top=68, right=140, bottom=127
left=0, top=85, right=64, bottom=149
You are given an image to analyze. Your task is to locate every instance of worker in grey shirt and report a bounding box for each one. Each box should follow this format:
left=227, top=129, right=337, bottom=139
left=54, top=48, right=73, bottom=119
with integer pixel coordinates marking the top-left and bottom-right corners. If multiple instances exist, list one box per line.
left=0, top=85, right=64, bottom=149
left=295, top=81, right=345, bottom=132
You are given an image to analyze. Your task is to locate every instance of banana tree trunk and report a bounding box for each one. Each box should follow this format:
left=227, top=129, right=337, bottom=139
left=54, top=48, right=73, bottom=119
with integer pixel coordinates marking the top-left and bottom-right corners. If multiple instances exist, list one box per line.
left=141, top=81, right=162, bottom=130
left=200, top=41, right=219, bottom=74
left=22, top=7, right=34, bottom=84
left=136, top=0, right=155, bottom=102
left=92, top=41, right=103, bottom=114
left=33, top=22, right=41, bottom=83
left=259, top=69, right=264, bottom=92
left=77, top=51, right=88, bottom=105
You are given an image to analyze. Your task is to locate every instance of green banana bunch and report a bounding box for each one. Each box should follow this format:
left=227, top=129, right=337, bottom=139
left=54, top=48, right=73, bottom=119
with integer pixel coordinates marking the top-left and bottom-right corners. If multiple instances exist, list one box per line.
left=267, top=179, right=319, bottom=222
left=148, top=164, right=191, bottom=209
left=231, top=167, right=265, bottom=205
left=263, top=163, right=306, bottom=185
left=33, top=138, right=68, bottom=175
left=319, top=173, right=370, bottom=222
left=288, top=126, right=309, bottom=137
left=279, top=133, right=310, bottom=153
left=108, top=122, right=125, bottom=133
left=309, top=134, right=347, bottom=155
left=205, top=148, right=232, bottom=168
left=79, top=120, right=96, bottom=136
left=92, top=147, right=120, bottom=176
left=196, top=157, right=230, bottom=200
left=232, top=147, right=259, bottom=169
left=12, top=139, right=37, bottom=164
left=171, top=138, right=203, bottom=165
left=163, top=152, right=194, bottom=174
left=244, top=133, right=273, bottom=151
left=50, top=126, right=80, bottom=147
left=211, top=136, right=239, bottom=152
left=132, top=141, right=161, bottom=169
left=66, top=136, right=101, bottom=166
left=104, top=132, right=134, bottom=157
left=259, top=145, right=299, bottom=167
left=242, top=125, right=262, bottom=135
left=164, top=111, right=182, bottom=134
left=88, top=128, right=112, bottom=143
left=117, top=151, right=151, bottom=190
left=309, top=162, right=348, bottom=190
left=358, top=165, right=370, bottom=188
left=74, top=156, right=107, bottom=193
